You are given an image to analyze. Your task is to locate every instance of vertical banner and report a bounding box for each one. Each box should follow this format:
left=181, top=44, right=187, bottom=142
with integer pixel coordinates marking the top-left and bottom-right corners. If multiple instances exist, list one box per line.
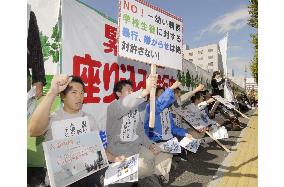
left=118, top=0, right=183, bottom=69
left=219, top=33, right=234, bottom=102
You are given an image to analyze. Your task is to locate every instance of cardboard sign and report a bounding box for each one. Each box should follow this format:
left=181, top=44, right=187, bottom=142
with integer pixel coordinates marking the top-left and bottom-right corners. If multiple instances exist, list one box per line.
left=42, top=132, right=109, bottom=187
left=118, top=0, right=183, bottom=69
left=104, top=154, right=139, bottom=185
left=51, top=116, right=91, bottom=140
left=179, top=137, right=200, bottom=153
left=212, top=95, right=235, bottom=109
left=157, top=137, right=181, bottom=153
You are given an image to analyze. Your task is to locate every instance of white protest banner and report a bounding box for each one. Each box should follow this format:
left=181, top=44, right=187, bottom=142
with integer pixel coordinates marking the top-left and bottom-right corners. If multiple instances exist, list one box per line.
left=51, top=116, right=91, bottom=140
left=27, top=86, right=37, bottom=120
left=212, top=95, right=235, bottom=109
left=209, top=126, right=229, bottom=140
left=42, top=132, right=109, bottom=187
left=118, top=0, right=183, bottom=69
left=179, top=137, right=200, bottom=153
left=61, top=0, right=178, bottom=131
left=173, top=107, right=208, bottom=131
left=104, top=154, right=139, bottom=185
left=157, top=137, right=181, bottom=154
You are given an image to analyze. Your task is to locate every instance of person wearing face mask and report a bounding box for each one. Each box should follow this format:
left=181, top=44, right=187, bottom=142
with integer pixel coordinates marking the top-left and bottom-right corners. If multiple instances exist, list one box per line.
left=211, top=71, right=225, bottom=98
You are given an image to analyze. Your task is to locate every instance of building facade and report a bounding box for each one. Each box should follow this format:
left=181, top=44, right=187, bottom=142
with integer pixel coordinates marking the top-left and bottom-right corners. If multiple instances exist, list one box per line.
left=183, top=44, right=223, bottom=73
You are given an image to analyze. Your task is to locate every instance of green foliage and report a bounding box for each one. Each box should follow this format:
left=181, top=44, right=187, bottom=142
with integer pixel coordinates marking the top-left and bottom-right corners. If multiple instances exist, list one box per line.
left=185, top=71, right=191, bottom=87
left=40, top=31, right=50, bottom=62
left=248, top=0, right=258, bottom=83
left=181, top=72, right=186, bottom=86
left=248, top=0, right=258, bottom=28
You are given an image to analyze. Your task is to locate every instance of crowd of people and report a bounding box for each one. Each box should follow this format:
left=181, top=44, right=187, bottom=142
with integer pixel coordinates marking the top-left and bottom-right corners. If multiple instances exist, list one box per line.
left=27, top=71, right=255, bottom=186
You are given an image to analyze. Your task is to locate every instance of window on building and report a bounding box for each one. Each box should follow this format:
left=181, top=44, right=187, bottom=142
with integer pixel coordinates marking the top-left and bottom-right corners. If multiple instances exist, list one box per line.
left=189, top=52, right=193, bottom=56
left=188, top=59, right=193, bottom=62
left=208, top=55, right=213, bottom=59
left=198, top=50, right=203, bottom=55
left=208, top=62, right=214, bottom=66
left=198, top=57, right=203, bottom=61
left=208, top=49, right=213, bottom=52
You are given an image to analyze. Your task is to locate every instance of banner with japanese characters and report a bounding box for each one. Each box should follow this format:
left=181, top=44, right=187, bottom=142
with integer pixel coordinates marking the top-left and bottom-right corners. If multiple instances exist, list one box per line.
left=104, top=154, right=139, bottom=185
left=51, top=116, right=91, bottom=140
left=118, top=0, right=183, bottom=69
left=212, top=95, right=235, bottom=109
left=43, top=132, right=109, bottom=187
left=61, top=0, right=178, bottom=130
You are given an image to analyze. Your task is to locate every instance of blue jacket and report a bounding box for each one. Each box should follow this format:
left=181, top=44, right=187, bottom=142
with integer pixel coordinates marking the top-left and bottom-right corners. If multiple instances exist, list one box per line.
left=144, top=88, right=187, bottom=142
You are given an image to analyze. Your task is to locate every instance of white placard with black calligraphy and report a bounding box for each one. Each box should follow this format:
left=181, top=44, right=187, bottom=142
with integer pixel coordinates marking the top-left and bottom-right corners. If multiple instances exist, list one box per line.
left=51, top=116, right=91, bottom=140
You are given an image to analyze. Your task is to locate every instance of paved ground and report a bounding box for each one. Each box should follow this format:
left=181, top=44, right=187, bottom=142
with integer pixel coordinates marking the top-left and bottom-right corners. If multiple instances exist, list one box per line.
left=166, top=109, right=257, bottom=187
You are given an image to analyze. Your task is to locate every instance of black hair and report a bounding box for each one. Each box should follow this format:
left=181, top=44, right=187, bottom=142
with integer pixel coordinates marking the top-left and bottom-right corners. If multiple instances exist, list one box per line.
left=113, top=79, right=133, bottom=99
left=60, top=75, right=85, bottom=101
left=174, top=87, right=181, bottom=95
left=191, top=91, right=204, bottom=103
left=156, top=87, right=165, bottom=96
left=212, top=71, right=221, bottom=79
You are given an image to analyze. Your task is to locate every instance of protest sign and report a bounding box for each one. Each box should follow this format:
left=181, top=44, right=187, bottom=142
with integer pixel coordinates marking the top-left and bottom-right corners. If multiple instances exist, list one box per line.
left=118, top=0, right=183, bottom=128
left=179, top=137, right=200, bottom=153
left=173, top=107, right=208, bottom=131
left=209, top=126, right=229, bottom=140
left=104, top=154, right=139, bottom=185
left=113, top=172, right=138, bottom=184
left=118, top=0, right=183, bottom=69
left=212, top=95, right=235, bottom=109
left=61, top=0, right=178, bottom=131
left=157, top=137, right=181, bottom=153
left=51, top=116, right=91, bottom=140
left=42, top=132, right=109, bottom=187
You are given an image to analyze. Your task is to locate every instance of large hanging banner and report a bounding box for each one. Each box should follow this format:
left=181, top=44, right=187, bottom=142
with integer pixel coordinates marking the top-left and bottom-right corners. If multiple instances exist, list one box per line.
left=118, top=0, right=183, bottom=69
left=27, top=0, right=61, bottom=167
left=61, top=0, right=178, bottom=131
left=43, top=132, right=109, bottom=187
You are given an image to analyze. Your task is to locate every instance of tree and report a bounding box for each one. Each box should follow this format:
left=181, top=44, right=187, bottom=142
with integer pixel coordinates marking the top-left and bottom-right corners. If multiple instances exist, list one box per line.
left=186, top=71, right=191, bottom=87
left=177, top=70, right=181, bottom=81
left=181, top=72, right=186, bottom=86
left=248, top=0, right=258, bottom=82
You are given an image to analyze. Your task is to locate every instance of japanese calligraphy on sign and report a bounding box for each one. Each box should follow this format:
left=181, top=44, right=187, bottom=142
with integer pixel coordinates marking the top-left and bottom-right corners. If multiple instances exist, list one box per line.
left=118, top=0, right=183, bottom=69
left=157, top=137, right=181, bottom=153
left=43, top=132, right=109, bottom=187
left=212, top=95, right=235, bottom=109
left=179, top=137, right=200, bottom=153
left=104, top=154, right=139, bottom=185
left=51, top=116, right=91, bottom=140
left=160, top=108, right=173, bottom=140
left=120, top=109, right=139, bottom=142
left=173, top=107, right=208, bottom=131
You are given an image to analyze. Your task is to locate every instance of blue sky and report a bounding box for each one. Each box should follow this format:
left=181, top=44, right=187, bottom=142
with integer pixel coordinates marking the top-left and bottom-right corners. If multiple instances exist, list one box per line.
left=80, top=0, right=255, bottom=78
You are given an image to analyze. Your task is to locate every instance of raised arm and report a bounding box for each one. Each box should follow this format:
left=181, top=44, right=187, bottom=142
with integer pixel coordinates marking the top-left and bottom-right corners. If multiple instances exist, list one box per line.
left=28, top=75, right=72, bottom=136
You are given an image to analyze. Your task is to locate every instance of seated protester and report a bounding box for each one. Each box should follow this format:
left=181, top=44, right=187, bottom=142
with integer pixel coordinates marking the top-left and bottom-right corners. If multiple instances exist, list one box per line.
left=106, top=76, right=170, bottom=184
left=171, top=84, right=205, bottom=130
left=28, top=75, right=125, bottom=187
left=185, top=91, right=219, bottom=133
left=144, top=81, right=193, bottom=142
